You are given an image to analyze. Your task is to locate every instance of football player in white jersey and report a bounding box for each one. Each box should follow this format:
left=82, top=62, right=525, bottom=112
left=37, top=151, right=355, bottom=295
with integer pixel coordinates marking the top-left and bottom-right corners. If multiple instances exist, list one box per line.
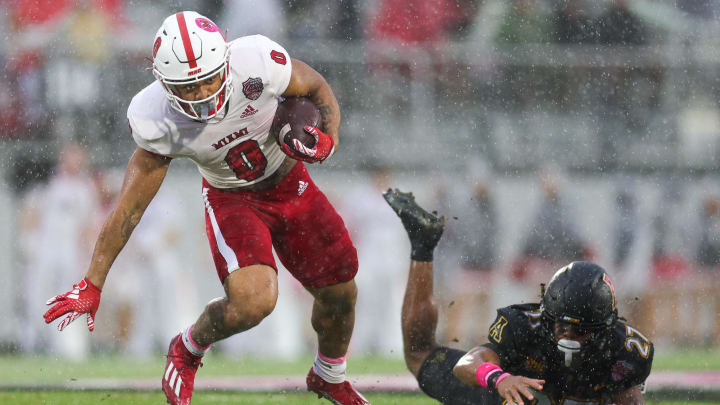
left=44, top=11, right=369, bottom=405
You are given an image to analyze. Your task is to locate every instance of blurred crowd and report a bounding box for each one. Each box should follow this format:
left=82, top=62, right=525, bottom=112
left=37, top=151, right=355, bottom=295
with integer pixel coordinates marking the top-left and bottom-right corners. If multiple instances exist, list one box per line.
left=2, top=0, right=720, bottom=358
left=11, top=143, right=720, bottom=359
left=2, top=0, right=720, bottom=167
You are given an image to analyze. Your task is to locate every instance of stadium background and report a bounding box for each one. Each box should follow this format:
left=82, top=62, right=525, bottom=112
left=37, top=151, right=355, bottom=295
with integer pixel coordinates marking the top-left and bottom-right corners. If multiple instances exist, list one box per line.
left=1, top=0, right=720, bottom=402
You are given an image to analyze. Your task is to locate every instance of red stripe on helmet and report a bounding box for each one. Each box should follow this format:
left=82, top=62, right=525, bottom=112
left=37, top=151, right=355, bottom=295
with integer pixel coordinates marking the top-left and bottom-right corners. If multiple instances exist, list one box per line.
left=175, top=12, right=197, bottom=69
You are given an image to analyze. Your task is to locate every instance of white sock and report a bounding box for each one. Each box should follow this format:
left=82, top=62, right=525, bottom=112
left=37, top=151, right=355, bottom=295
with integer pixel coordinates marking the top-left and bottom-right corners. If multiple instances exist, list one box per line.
left=312, top=351, right=347, bottom=384
left=181, top=324, right=209, bottom=357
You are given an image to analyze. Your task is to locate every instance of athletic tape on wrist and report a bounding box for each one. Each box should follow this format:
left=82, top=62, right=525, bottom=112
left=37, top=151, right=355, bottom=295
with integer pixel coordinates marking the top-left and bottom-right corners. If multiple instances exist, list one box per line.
left=410, top=246, right=434, bottom=262
left=475, top=362, right=503, bottom=389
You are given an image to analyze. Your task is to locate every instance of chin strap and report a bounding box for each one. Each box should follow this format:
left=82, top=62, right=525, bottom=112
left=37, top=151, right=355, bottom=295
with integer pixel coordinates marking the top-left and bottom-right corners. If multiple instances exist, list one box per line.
left=199, top=103, right=210, bottom=121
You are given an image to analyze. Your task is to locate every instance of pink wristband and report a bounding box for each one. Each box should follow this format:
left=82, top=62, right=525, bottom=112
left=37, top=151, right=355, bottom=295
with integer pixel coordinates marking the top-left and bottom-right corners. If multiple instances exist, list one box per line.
left=475, top=362, right=503, bottom=389
left=495, top=372, right=511, bottom=388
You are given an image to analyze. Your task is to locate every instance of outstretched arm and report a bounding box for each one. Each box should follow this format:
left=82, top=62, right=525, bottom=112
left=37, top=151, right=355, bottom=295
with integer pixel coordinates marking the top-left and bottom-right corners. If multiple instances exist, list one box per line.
left=44, top=147, right=170, bottom=331
left=453, top=345, right=501, bottom=384
left=86, top=147, right=171, bottom=288
left=383, top=189, right=445, bottom=376
left=454, top=345, right=545, bottom=404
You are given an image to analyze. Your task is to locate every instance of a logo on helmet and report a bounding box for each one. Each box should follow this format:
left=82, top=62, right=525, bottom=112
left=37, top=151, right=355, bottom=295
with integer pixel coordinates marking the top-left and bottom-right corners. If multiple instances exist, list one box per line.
left=195, top=18, right=219, bottom=33
left=153, top=37, right=162, bottom=58
left=602, top=273, right=617, bottom=312
left=242, top=77, right=264, bottom=100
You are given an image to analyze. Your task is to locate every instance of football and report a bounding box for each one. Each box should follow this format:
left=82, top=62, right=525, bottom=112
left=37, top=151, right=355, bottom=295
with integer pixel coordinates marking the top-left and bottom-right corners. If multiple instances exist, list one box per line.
left=270, top=97, right=322, bottom=149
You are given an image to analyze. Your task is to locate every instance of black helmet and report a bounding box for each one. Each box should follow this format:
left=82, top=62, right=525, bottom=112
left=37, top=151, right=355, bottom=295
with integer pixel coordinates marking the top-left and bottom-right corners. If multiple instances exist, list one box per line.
left=541, top=261, right=618, bottom=332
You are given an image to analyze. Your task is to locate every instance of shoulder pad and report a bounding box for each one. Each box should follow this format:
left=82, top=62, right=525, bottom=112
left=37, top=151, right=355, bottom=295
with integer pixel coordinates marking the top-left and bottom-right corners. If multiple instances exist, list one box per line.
left=491, top=304, right=542, bottom=342
left=500, top=304, right=543, bottom=326
left=128, top=83, right=168, bottom=139
left=613, top=321, right=654, bottom=362
left=603, top=322, right=654, bottom=391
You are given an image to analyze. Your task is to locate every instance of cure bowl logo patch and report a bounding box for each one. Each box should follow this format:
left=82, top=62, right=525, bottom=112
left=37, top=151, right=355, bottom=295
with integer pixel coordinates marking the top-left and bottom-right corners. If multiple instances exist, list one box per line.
left=242, top=77, right=264, bottom=100
left=195, top=17, right=219, bottom=32
left=611, top=360, right=634, bottom=381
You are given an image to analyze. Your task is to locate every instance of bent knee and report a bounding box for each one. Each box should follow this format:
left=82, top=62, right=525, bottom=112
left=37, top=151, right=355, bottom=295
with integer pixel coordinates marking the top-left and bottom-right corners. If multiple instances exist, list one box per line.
left=333, top=283, right=357, bottom=311
left=313, top=280, right=357, bottom=309
left=225, top=293, right=276, bottom=331
left=223, top=265, right=278, bottom=331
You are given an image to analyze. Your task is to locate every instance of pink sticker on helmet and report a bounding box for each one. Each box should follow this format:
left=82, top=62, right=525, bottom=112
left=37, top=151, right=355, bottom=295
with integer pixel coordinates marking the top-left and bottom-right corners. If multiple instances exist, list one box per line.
left=195, top=18, right=219, bottom=33
left=153, top=37, right=162, bottom=58
left=602, top=273, right=617, bottom=311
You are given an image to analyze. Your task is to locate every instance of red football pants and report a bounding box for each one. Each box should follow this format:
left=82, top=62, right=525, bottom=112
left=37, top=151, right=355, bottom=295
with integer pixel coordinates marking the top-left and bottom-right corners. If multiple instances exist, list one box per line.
left=202, top=162, right=358, bottom=289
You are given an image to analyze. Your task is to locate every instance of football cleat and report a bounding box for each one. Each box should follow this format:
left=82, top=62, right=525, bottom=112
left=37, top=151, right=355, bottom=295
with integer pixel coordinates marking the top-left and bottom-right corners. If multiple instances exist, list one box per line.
left=162, top=334, right=203, bottom=405
left=382, top=188, right=445, bottom=259
left=306, top=368, right=371, bottom=405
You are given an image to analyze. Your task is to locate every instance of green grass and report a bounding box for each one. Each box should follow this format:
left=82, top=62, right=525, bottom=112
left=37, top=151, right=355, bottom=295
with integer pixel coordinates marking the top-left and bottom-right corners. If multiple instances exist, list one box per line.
left=1, top=348, right=719, bottom=404
left=3, top=347, right=719, bottom=384
left=2, top=354, right=409, bottom=384
left=0, top=391, right=716, bottom=405
left=0, top=391, right=439, bottom=405
left=652, top=348, right=720, bottom=371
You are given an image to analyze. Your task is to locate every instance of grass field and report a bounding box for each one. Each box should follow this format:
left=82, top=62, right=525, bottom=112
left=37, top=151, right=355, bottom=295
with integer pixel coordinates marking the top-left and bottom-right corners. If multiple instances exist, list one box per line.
left=651, top=348, right=720, bottom=371
left=2, top=354, right=409, bottom=384
left=0, top=391, right=717, bottom=405
left=3, top=347, right=719, bottom=384
left=1, top=347, right=719, bottom=403
left=0, top=391, right=439, bottom=405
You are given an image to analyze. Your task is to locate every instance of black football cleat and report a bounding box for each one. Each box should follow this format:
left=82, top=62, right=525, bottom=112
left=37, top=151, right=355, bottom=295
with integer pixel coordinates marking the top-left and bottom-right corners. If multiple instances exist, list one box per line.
left=383, top=188, right=445, bottom=258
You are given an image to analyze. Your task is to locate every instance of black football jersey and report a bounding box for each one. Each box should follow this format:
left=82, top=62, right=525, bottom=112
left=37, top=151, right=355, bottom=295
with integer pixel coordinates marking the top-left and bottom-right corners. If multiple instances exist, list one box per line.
left=483, top=303, right=654, bottom=404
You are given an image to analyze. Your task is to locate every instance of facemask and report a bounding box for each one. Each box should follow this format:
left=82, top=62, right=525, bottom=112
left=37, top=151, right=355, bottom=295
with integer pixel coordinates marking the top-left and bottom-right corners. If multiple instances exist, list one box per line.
left=557, top=338, right=581, bottom=367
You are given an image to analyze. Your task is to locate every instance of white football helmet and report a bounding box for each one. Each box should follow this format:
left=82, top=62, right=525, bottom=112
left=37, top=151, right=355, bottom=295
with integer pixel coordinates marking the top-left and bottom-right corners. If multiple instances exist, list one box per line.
left=152, top=11, right=233, bottom=121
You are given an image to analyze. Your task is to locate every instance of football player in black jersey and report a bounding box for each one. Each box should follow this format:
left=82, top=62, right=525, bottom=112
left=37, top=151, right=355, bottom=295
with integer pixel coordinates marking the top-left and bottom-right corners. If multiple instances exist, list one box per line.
left=383, top=189, right=653, bottom=405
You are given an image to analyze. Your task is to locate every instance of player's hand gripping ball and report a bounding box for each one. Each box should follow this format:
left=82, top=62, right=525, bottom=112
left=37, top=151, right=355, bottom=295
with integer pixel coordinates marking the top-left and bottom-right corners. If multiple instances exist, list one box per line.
left=270, top=97, right=334, bottom=163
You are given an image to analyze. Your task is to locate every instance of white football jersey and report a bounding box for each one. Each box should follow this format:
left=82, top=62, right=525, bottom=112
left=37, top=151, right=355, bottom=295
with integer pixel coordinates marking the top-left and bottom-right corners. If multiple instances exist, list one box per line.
left=127, top=35, right=292, bottom=188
